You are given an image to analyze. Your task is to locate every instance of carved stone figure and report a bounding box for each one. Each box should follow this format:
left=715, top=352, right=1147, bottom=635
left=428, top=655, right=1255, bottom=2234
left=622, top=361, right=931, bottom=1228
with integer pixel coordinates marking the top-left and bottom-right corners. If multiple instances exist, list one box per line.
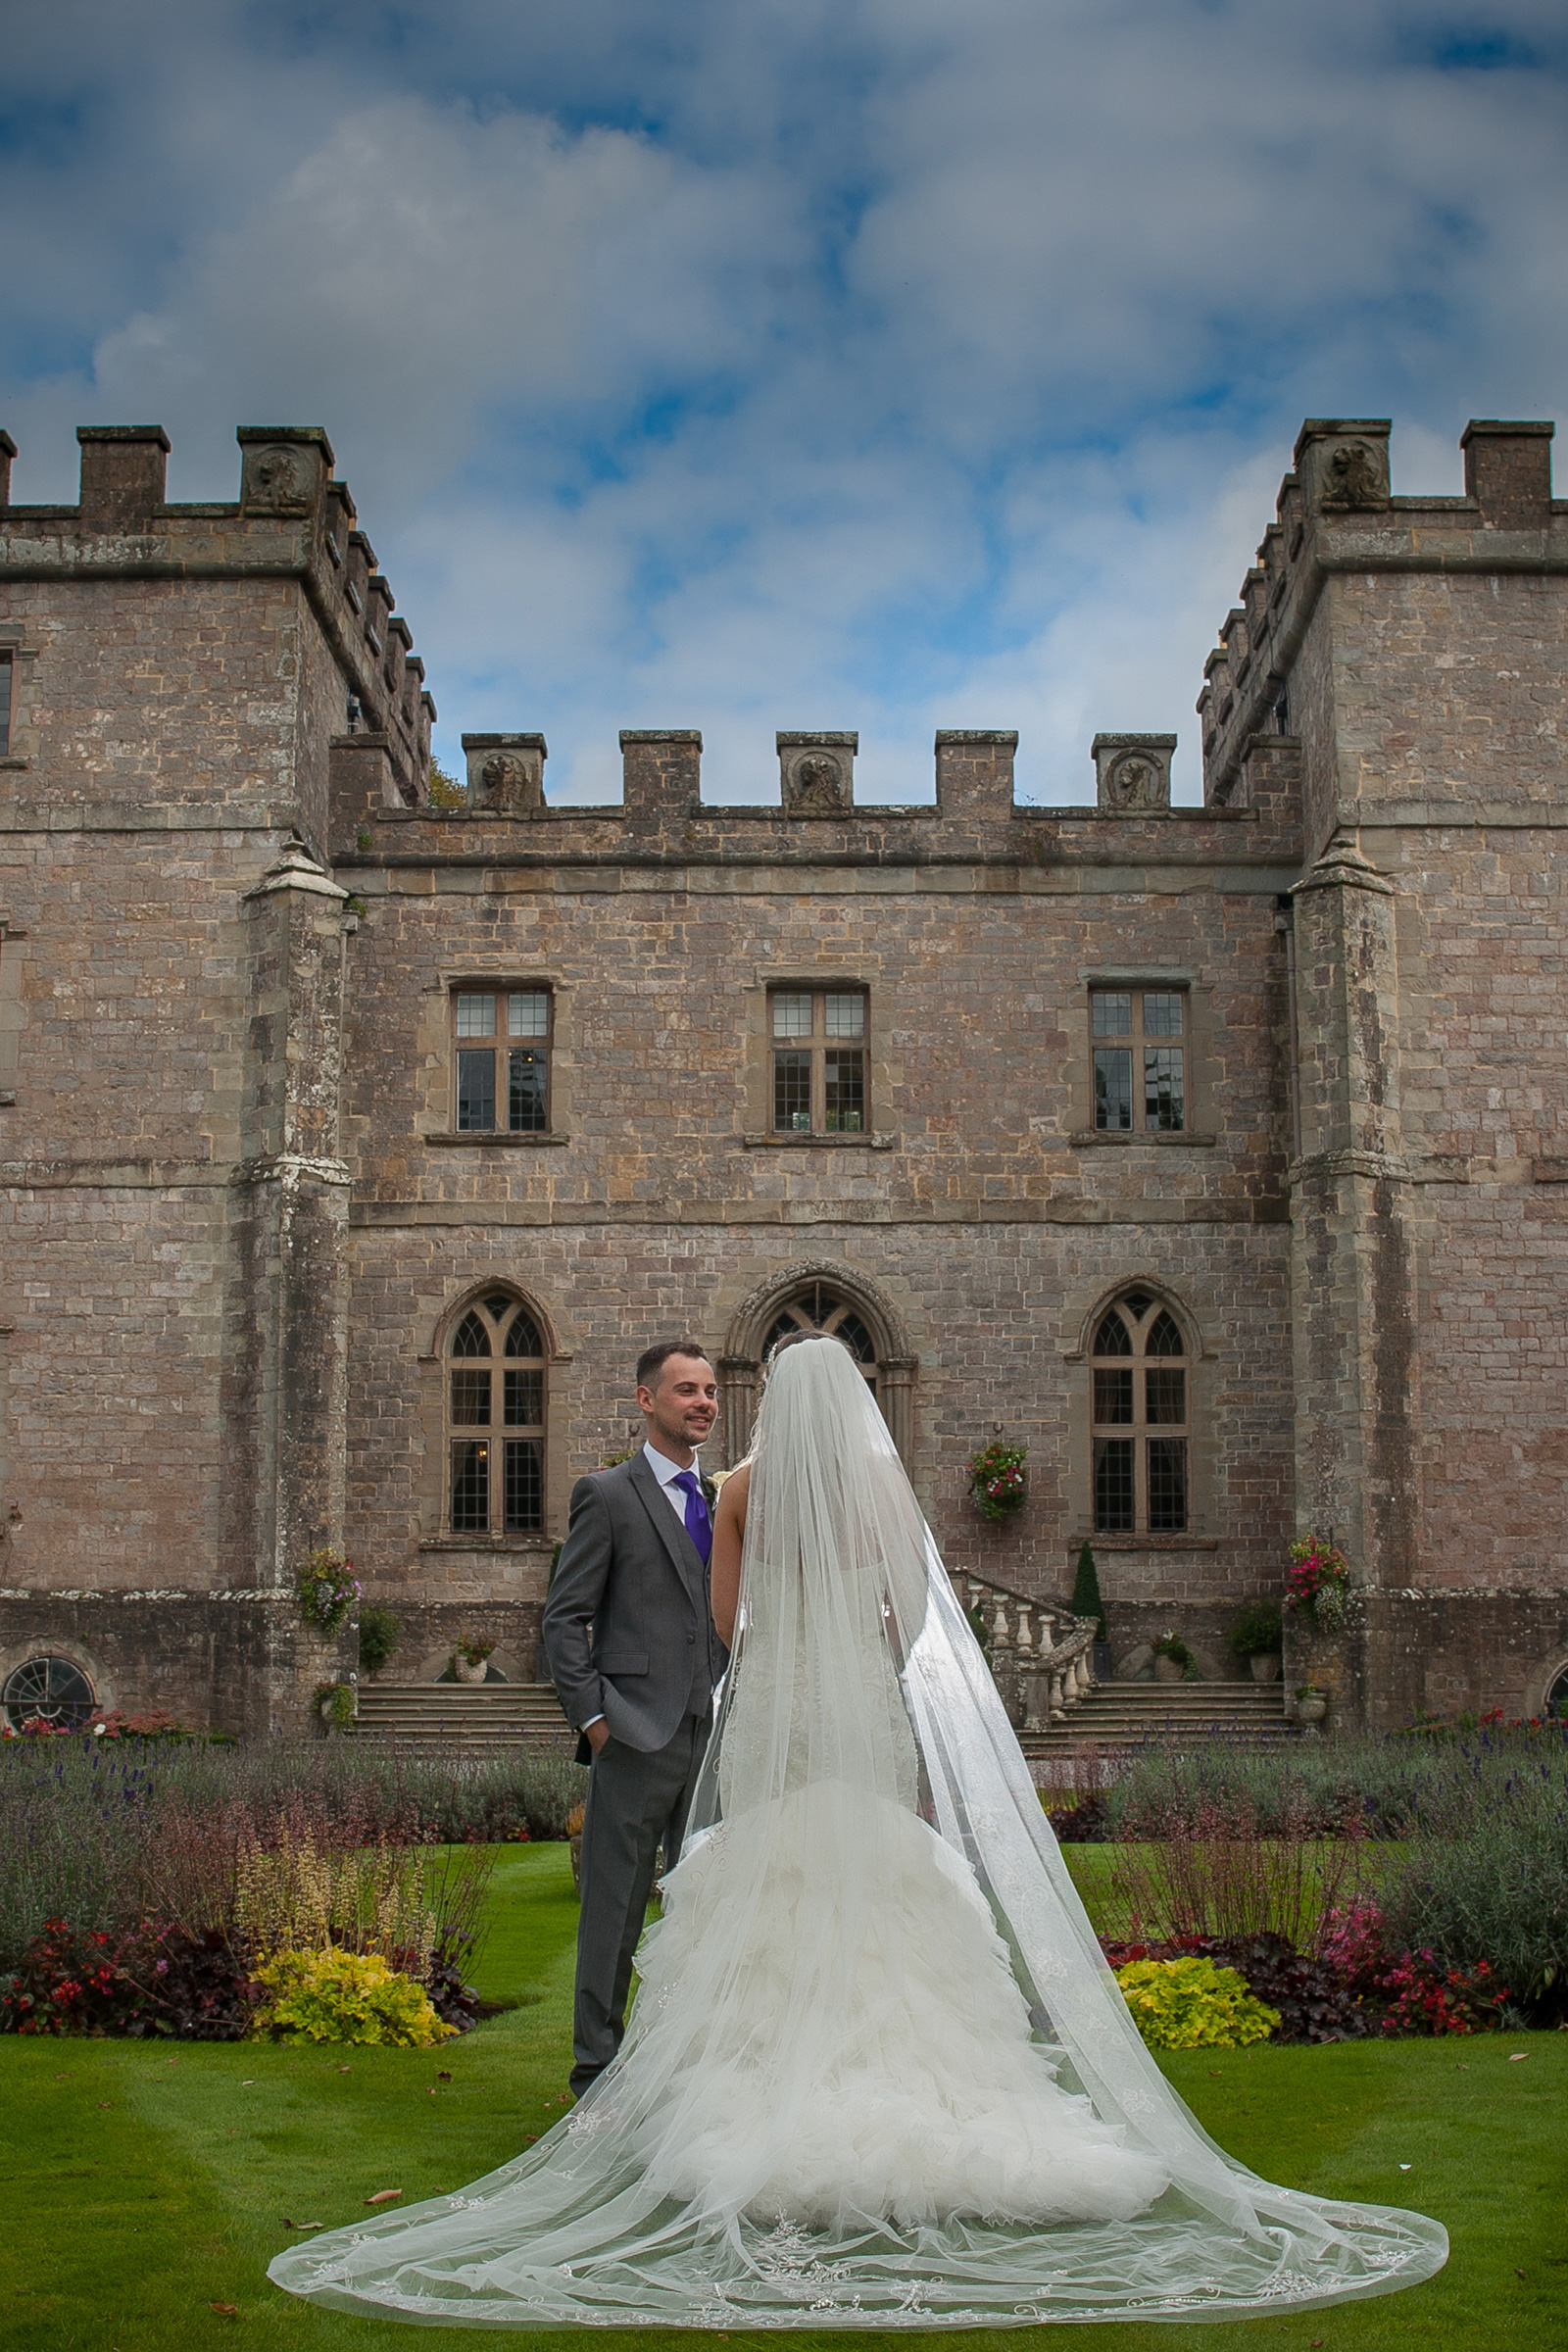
left=1092, top=733, right=1174, bottom=812
left=786, top=752, right=850, bottom=815
left=1320, top=439, right=1389, bottom=511
left=242, top=443, right=314, bottom=515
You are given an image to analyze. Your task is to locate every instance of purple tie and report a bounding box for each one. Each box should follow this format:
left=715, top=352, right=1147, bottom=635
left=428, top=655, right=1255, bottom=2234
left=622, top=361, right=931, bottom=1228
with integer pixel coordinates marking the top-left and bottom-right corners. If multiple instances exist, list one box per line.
left=672, top=1470, right=711, bottom=1567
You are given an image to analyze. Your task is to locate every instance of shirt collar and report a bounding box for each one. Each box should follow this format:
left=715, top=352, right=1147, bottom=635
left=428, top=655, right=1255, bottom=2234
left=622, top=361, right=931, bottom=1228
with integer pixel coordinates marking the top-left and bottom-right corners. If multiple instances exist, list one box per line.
left=642, top=1439, right=700, bottom=1489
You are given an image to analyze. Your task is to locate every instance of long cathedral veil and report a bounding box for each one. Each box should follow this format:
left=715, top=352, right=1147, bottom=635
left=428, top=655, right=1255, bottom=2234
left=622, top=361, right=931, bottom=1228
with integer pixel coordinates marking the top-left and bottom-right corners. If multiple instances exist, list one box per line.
left=269, top=1338, right=1446, bottom=2327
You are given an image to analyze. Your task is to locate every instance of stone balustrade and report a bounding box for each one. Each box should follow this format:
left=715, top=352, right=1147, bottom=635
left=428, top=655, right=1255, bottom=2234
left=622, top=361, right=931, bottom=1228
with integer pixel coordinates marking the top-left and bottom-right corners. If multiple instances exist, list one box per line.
left=951, top=1570, right=1101, bottom=1731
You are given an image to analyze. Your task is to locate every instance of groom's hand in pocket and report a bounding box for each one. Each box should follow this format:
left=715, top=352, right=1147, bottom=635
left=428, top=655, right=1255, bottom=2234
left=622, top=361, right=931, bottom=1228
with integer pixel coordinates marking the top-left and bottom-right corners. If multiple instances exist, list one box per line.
left=584, top=1719, right=611, bottom=1755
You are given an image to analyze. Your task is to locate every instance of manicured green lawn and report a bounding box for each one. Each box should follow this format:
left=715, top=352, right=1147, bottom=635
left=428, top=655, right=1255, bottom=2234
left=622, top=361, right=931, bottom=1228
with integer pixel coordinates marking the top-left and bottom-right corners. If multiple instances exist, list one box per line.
left=3, top=1841, right=1562, bottom=2350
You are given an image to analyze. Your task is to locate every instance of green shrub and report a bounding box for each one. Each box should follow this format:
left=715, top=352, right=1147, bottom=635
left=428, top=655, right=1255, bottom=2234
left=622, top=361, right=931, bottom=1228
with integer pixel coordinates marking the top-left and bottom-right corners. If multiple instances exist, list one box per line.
left=1113, top=1956, right=1280, bottom=2049
left=1071, top=1542, right=1105, bottom=1641
left=358, top=1603, right=401, bottom=1675
left=250, top=1948, right=454, bottom=2046
left=1227, top=1599, right=1282, bottom=1657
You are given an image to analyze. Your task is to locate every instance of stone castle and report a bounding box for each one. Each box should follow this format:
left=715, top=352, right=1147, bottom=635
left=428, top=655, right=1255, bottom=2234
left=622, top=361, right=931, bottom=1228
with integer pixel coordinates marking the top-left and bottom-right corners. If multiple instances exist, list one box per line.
left=1, top=415, right=1563, bottom=1738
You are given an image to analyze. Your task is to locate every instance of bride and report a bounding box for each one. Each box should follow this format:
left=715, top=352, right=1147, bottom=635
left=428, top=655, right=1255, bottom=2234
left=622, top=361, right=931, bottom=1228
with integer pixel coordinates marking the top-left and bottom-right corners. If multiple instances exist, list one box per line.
left=270, top=1335, right=1446, bottom=2328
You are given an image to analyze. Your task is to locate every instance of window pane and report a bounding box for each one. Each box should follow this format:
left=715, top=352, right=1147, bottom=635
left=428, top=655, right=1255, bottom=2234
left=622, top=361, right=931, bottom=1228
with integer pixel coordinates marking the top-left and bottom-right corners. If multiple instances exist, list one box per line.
left=1144, top=1047, right=1185, bottom=1131
left=823, top=1049, right=864, bottom=1132
left=1094, top=1438, right=1135, bottom=1532
left=1148, top=1438, right=1189, bottom=1531
left=1147, top=1309, right=1184, bottom=1358
left=1144, top=991, right=1184, bottom=1037
left=1092, top=991, right=1132, bottom=1036
left=1146, top=1367, right=1186, bottom=1425
left=504, top=1310, right=543, bottom=1358
left=450, top=1310, right=490, bottom=1357
left=772, top=993, right=812, bottom=1038
left=504, top=1368, right=543, bottom=1427
left=450, top=1440, right=489, bottom=1532
left=1094, top=1047, right=1133, bottom=1130
left=450, top=1368, right=491, bottom=1426
left=1093, top=1310, right=1132, bottom=1356
left=508, top=990, right=549, bottom=1038
left=508, top=1047, right=547, bottom=1132
left=504, top=1438, right=544, bottom=1532
left=833, top=1311, right=877, bottom=1363
left=1094, top=1367, right=1134, bottom=1424
left=456, top=993, right=496, bottom=1038
left=824, top=992, right=864, bottom=1038
left=0, top=657, right=11, bottom=760
left=773, top=1050, right=811, bottom=1130
left=457, top=1048, right=496, bottom=1130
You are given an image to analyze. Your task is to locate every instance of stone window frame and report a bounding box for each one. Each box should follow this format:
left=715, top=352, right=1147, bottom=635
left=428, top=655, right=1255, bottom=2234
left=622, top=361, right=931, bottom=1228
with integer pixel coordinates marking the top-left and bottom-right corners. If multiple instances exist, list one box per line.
left=1067, top=969, right=1217, bottom=1149
left=416, top=1281, right=569, bottom=1554
left=1061, top=1280, right=1217, bottom=1548
left=0, top=624, right=40, bottom=770
left=740, top=976, right=895, bottom=1151
left=718, top=1259, right=916, bottom=1465
left=420, top=973, right=573, bottom=1147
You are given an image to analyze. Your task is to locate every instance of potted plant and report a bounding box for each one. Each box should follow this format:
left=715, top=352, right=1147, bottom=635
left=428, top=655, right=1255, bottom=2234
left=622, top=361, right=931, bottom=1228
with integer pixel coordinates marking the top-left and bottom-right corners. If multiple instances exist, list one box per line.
left=1286, top=1536, right=1350, bottom=1633
left=1227, top=1598, right=1284, bottom=1683
left=358, top=1601, right=401, bottom=1679
left=1295, top=1683, right=1329, bottom=1725
left=452, top=1638, right=494, bottom=1687
left=968, top=1440, right=1029, bottom=1523
left=294, top=1548, right=361, bottom=1639
left=1152, top=1631, right=1192, bottom=1685
left=316, top=1680, right=357, bottom=1731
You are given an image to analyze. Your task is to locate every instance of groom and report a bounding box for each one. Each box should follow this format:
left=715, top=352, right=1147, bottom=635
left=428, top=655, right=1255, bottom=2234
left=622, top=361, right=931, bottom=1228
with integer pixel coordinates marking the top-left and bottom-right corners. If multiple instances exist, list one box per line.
left=542, top=1340, right=726, bottom=2097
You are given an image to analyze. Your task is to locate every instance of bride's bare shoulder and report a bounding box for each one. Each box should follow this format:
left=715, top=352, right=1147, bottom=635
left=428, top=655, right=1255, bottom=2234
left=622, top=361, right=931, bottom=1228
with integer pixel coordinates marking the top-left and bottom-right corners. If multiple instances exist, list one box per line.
left=712, top=1460, right=753, bottom=1520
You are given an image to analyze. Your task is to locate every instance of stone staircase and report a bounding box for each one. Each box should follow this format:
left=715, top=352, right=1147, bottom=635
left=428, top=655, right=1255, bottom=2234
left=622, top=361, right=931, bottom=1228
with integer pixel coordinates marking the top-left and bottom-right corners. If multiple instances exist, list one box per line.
left=354, top=1683, right=575, bottom=1753
left=1020, top=1679, right=1293, bottom=1761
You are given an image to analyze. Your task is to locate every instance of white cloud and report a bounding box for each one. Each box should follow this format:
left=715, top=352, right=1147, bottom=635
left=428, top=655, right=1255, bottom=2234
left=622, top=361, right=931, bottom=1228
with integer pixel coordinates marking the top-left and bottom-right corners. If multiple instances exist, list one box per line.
left=2, top=1, right=1565, bottom=804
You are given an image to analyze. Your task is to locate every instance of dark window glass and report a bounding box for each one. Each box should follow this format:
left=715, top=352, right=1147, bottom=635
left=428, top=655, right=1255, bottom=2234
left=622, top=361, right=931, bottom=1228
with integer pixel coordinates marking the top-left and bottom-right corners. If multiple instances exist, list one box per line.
left=1123, top=1292, right=1153, bottom=1320
left=1093, top=1310, right=1132, bottom=1357
left=1094, top=1367, right=1134, bottom=1423
left=504, top=1368, right=543, bottom=1426
left=823, top=1050, right=864, bottom=1132
left=773, top=1051, right=811, bottom=1131
left=1145, top=1047, right=1185, bottom=1131
left=509, top=1048, right=547, bottom=1132
left=484, top=1294, right=512, bottom=1319
left=504, top=1439, right=544, bottom=1532
left=1147, top=1309, right=1184, bottom=1357
left=451, top=1311, right=490, bottom=1358
left=1094, top=1047, right=1133, bottom=1131
left=1092, top=991, right=1132, bottom=1035
left=1, top=1654, right=95, bottom=1732
left=835, top=1312, right=877, bottom=1363
left=1094, top=1438, right=1136, bottom=1532
left=1146, top=1366, right=1186, bottom=1425
left=1143, top=992, right=1184, bottom=1038
left=450, top=1369, right=490, bottom=1426
left=450, top=1440, right=489, bottom=1531
left=0, top=656, right=11, bottom=760
left=505, top=1311, right=543, bottom=1358
left=1148, top=1439, right=1189, bottom=1531
left=457, top=1048, right=496, bottom=1131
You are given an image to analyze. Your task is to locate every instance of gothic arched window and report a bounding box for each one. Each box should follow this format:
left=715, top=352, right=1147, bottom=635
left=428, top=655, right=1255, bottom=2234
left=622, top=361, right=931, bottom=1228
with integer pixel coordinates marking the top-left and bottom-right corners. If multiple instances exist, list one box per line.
left=1091, top=1291, right=1189, bottom=1534
left=445, top=1291, right=548, bottom=1536
left=760, top=1279, right=881, bottom=1401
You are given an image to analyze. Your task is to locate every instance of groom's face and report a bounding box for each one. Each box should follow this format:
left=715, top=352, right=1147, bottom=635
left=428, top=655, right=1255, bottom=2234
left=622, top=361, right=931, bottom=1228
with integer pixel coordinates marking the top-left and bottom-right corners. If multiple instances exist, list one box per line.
left=638, top=1352, right=719, bottom=1455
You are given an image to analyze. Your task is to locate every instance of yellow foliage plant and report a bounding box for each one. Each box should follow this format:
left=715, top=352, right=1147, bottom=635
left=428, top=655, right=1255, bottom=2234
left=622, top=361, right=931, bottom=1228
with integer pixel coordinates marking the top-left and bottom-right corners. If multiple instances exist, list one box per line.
left=250, top=1947, right=455, bottom=2047
left=1113, top=1956, right=1280, bottom=2050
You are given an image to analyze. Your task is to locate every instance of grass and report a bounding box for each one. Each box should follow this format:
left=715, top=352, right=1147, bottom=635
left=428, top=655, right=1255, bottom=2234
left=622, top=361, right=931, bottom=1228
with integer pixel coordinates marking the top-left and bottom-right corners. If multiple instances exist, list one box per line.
left=3, top=1842, right=1563, bottom=2351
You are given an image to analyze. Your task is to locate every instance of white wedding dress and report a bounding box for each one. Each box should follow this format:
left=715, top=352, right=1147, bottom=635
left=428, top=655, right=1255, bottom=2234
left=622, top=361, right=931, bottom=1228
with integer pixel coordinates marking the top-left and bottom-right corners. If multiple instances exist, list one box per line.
left=270, top=1341, right=1446, bottom=2328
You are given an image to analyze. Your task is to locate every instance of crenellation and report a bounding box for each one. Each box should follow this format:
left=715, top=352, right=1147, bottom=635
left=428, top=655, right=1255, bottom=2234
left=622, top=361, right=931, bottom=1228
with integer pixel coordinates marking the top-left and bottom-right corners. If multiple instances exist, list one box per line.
left=75, top=424, right=171, bottom=530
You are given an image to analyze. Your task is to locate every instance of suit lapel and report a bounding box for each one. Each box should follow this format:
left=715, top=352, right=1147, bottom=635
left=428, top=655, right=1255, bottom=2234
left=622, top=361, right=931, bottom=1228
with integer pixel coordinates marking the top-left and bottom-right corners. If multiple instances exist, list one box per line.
left=625, top=1453, right=708, bottom=1611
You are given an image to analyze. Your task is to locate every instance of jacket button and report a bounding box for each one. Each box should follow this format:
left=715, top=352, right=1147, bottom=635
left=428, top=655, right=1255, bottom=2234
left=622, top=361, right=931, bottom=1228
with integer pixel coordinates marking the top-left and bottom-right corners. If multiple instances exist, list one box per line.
left=686, top=1631, right=696, bottom=1643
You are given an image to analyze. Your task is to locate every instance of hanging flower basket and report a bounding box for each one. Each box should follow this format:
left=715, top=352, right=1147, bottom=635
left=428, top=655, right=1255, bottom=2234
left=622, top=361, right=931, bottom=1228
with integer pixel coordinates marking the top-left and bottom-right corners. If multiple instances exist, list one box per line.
left=968, top=1441, right=1029, bottom=1523
left=1286, top=1537, right=1350, bottom=1633
left=294, top=1549, right=361, bottom=1638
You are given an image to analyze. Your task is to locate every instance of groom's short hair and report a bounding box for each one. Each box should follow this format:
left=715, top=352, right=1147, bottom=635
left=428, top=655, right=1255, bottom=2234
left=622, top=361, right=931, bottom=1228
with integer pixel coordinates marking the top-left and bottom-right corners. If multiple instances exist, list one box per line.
left=635, top=1339, right=712, bottom=1390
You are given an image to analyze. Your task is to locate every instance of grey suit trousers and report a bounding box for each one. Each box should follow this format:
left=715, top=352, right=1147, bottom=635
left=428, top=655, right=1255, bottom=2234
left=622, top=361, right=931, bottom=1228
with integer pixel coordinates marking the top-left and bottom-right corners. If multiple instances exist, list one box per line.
left=571, top=1709, right=710, bottom=2096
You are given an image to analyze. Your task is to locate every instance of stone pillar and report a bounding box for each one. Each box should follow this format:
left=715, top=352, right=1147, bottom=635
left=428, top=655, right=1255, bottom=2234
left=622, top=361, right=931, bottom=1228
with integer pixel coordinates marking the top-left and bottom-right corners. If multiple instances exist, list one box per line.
left=1288, top=836, right=1417, bottom=1729
left=76, top=425, right=171, bottom=530
left=621, top=730, right=702, bottom=828
left=934, top=730, right=1016, bottom=819
left=224, top=842, right=355, bottom=1734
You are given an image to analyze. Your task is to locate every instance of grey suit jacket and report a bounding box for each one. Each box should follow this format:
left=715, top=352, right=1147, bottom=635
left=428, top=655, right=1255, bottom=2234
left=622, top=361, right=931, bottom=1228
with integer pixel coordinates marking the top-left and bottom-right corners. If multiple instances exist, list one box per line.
left=542, top=1453, right=727, bottom=1757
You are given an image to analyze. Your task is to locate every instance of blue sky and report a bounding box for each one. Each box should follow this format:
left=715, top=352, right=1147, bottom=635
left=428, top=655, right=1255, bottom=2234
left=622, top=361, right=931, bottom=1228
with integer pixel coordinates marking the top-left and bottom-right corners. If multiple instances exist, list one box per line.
left=3, top=1, right=1566, bottom=803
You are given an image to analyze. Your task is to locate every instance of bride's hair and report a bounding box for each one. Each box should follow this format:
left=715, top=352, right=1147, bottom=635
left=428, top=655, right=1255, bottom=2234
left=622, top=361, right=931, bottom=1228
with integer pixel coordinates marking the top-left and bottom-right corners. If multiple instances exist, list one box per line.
left=763, top=1326, right=855, bottom=1367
